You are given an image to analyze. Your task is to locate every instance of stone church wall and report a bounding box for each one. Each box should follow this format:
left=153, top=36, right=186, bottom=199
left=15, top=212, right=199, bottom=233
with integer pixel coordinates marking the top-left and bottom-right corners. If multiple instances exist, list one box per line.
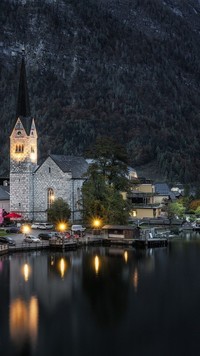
left=33, top=157, right=73, bottom=221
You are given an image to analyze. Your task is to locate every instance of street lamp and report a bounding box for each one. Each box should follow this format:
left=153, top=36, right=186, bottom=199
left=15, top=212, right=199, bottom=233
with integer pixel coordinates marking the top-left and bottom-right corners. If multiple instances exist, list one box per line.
left=58, top=222, right=67, bottom=250
left=92, top=218, right=102, bottom=236
left=22, top=224, right=30, bottom=239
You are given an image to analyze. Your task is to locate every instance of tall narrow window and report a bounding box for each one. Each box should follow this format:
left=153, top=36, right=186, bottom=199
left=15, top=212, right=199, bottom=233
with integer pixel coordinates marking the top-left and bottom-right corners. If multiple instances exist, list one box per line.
left=76, top=187, right=81, bottom=209
left=47, top=188, right=54, bottom=209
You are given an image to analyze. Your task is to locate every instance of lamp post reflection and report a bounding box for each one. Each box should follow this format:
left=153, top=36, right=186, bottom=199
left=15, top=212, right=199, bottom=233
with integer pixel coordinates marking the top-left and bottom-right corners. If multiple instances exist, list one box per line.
left=9, top=297, right=39, bottom=347
left=59, top=257, right=67, bottom=279
left=94, top=255, right=100, bottom=275
left=133, top=268, right=138, bottom=292
left=23, top=263, right=31, bottom=282
left=124, top=250, right=128, bottom=263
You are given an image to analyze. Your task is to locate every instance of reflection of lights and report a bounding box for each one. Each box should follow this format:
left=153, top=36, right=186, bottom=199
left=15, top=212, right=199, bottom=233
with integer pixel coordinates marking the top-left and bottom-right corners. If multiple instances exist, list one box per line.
left=9, top=297, right=39, bottom=346
left=133, top=268, right=138, bottom=292
left=23, top=263, right=30, bottom=282
left=124, top=251, right=128, bottom=263
left=51, top=256, right=54, bottom=266
left=29, top=297, right=38, bottom=344
left=94, top=255, right=100, bottom=275
left=59, top=258, right=67, bottom=278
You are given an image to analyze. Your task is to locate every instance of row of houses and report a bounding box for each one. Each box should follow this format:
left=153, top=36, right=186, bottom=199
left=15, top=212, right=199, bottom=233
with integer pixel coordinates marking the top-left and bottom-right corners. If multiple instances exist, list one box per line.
left=0, top=172, right=183, bottom=222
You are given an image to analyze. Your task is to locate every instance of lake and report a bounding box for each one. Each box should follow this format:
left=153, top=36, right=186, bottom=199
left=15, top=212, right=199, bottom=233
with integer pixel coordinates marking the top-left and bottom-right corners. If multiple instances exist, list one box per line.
left=1, top=234, right=200, bottom=356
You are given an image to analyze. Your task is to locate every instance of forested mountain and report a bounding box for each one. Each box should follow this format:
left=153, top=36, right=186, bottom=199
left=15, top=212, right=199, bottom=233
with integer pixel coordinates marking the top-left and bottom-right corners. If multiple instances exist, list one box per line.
left=1, top=0, right=200, bottom=183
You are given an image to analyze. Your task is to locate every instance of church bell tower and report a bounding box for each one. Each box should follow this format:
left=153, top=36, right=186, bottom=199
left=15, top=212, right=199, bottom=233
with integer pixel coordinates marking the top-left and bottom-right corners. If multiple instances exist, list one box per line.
left=10, top=53, right=38, bottom=220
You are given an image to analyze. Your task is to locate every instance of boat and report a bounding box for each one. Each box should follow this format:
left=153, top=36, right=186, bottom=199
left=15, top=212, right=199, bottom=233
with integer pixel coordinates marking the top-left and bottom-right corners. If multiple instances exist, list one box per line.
left=192, top=219, right=200, bottom=231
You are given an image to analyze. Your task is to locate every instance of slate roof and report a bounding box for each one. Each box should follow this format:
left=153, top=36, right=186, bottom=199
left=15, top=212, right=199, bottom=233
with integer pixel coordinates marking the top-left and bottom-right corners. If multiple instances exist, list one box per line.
left=15, top=56, right=32, bottom=135
left=154, top=183, right=176, bottom=201
left=0, top=186, right=10, bottom=200
left=50, top=155, right=89, bottom=179
left=154, top=183, right=171, bottom=195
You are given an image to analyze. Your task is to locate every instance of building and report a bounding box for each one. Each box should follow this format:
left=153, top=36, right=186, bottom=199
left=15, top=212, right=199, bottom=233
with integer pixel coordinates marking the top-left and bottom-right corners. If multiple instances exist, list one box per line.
left=0, top=186, right=10, bottom=212
left=10, top=56, right=88, bottom=222
left=128, top=177, right=162, bottom=220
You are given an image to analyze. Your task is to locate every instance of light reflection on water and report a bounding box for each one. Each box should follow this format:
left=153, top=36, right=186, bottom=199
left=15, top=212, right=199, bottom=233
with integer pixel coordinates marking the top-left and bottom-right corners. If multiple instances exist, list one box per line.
left=0, top=238, right=200, bottom=356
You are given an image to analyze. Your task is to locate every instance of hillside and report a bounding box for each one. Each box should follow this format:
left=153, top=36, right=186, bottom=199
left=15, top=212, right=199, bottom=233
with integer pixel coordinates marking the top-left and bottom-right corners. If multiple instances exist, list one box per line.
left=1, top=0, right=200, bottom=183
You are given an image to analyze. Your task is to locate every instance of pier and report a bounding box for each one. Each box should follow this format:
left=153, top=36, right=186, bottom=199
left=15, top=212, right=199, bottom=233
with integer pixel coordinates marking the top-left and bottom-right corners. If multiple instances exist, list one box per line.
left=0, top=235, right=168, bottom=256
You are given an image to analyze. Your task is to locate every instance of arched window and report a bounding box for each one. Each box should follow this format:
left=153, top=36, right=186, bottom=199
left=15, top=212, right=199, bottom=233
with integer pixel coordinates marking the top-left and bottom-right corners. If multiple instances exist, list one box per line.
left=15, top=145, right=19, bottom=153
left=47, top=188, right=54, bottom=209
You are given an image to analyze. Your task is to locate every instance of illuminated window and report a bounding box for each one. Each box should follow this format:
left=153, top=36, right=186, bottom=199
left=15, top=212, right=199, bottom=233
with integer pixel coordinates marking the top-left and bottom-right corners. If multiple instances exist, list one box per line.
left=131, top=210, right=137, bottom=217
left=15, top=144, right=24, bottom=153
left=47, top=188, right=54, bottom=209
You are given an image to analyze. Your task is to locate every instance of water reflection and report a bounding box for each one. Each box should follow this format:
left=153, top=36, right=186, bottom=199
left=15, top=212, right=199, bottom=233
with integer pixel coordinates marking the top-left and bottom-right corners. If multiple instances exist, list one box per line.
left=0, top=245, right=182, bottom=356
left=94, top=255, right=100, bottom=275
left=23, top=263, right=31, bottom=282
left=9, top=297, right=38, bottom=347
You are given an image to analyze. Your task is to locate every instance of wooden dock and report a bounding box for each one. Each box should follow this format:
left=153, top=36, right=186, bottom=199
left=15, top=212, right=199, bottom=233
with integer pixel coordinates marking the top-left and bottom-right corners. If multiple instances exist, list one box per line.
left=49, top=239, right=78, bottom=250
left=0, top=235, right=168, bottom=256
left=0, top=244, right=9, bottom=255
left=133, top=237, right=168, bottom=248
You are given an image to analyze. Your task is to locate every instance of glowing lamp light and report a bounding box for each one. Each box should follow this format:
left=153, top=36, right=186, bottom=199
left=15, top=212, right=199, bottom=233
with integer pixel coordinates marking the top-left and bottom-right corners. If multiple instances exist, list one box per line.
left=94, top=255, right=100, bottom=275
left=22, top=225, right=30, bottom=234
left=30, top=152, right=36, bottom=161
left=93, top=219, right=101, bottom=228
left=58, top=223, right=67, bottom=232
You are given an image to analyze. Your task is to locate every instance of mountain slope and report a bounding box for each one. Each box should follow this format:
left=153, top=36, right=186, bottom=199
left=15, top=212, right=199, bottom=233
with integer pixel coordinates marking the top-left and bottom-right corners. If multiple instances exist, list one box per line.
left=1, top=0, right=200, bottom=183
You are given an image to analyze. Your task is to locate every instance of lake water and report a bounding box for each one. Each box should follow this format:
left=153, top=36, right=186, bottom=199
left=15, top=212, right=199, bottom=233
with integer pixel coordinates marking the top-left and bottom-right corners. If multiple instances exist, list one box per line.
left=1, top=234, right=200, bottom=356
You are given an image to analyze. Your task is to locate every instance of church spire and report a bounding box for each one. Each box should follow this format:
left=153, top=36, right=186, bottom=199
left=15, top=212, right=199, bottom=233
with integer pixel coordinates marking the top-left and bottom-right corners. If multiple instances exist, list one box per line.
left=16, top=50, right=30, bottom=118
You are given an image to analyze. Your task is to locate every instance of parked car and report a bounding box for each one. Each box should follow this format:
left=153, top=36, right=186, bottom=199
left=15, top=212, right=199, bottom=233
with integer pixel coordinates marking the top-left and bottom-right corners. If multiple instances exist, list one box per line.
left=0, top=236, right=16, bottom=246
left=39, top=223, right=54, bottom=230
left=5, top=226, right=21, bottom=233
left=31, top=222, right=53, bottom=230
left=71, top=225, right=86, bottom=232
left=38, top=232, right=54, bottom=240
left=24, top=235, right=41, bottom=243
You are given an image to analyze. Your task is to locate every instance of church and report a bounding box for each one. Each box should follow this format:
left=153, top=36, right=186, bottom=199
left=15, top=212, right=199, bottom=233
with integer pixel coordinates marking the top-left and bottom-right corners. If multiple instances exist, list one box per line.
left=10, top=56, right=88, bottom=223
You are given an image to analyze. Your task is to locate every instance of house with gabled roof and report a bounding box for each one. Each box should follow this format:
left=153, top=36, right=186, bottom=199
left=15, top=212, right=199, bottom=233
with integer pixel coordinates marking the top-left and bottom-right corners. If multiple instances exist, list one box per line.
left=154, top=182, right=176, bottom=204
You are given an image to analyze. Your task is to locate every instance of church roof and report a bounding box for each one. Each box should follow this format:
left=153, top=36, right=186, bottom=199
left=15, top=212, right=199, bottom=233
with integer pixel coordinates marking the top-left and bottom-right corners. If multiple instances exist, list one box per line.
left=16, top=55, right=32, bottom=135
left=50, top=155, right=89, bottom=178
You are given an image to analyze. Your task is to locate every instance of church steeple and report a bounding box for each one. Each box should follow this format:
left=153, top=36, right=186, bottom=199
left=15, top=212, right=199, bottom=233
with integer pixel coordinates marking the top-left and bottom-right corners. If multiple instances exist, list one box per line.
left=16, top=52, right=33, bottom=135
left=16, top=52, right=30, bottom=118
left=10, top=51, right=38, bottom=220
